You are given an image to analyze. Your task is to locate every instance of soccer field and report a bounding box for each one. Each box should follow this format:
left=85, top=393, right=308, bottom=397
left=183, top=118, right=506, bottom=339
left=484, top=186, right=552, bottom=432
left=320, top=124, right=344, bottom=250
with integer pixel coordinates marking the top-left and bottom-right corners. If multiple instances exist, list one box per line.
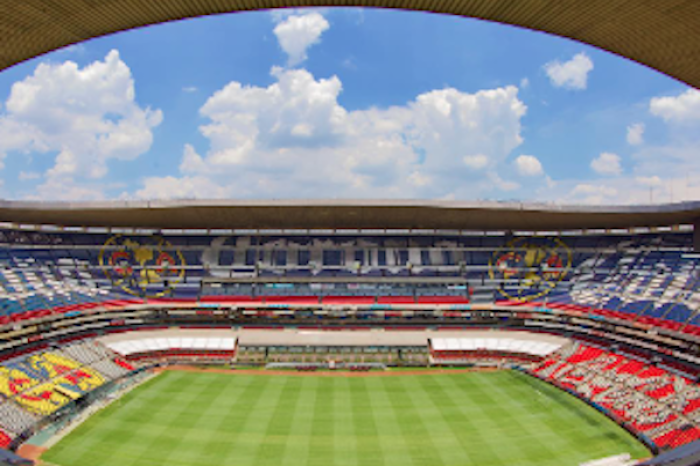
left=43, top=370, right=650, bottom=466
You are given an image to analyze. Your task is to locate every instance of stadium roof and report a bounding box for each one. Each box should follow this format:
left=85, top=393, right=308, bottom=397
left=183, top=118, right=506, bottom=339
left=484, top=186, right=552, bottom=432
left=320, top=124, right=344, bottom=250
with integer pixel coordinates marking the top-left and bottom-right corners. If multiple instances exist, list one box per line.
left=1, top=200, right=699, bottom=231
left=2, top=1, right=700, bottom=89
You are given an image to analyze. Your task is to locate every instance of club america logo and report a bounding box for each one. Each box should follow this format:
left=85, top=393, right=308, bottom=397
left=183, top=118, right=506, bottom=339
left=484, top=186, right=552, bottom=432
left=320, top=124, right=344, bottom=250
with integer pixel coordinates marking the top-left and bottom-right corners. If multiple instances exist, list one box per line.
left=489, top=237, right=571, bottom=301
left=99, top=235, right=186, bottom=298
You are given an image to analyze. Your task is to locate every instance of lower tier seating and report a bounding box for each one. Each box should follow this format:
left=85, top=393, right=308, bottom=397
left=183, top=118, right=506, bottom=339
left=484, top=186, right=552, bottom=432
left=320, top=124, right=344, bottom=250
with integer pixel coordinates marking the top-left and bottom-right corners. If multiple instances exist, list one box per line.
left=530, top=342, right=700, bottom=449
left=0, top=340, right=135, bottom=437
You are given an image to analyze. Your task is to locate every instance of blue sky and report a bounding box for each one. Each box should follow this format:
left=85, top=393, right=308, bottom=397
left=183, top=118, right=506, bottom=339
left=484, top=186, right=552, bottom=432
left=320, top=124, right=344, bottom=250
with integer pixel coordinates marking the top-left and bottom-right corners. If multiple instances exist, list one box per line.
left=0, top=8, right=697, bottom=204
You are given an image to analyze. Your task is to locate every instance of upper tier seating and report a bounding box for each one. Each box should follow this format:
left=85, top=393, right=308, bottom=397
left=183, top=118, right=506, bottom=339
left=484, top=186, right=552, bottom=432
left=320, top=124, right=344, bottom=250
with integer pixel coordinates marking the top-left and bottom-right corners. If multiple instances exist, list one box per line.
left=0, top=254, right=121, bottom=321
left=560, top=248, right=700, bottom=326
left=1, top=229, right=700, bottom=338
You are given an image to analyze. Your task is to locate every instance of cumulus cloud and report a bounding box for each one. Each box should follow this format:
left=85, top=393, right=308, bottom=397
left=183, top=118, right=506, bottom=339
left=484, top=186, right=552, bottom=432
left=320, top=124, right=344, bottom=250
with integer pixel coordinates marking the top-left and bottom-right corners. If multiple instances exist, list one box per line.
left=570, top=183, right=618, bottom=204
left=544, top=53, right=594, bottom=90
left=591, top=152, right=622, bottom=176
left=520, top=88, right=700, bottom=205
left=650, top=89, right=700, bottom=123
left=626, top=123, right=644, bottom=145
left=636, top=175, right=661, bottom=187
left=488, top=172, right=520, bottom=191
left=0, top=50, right=162, bottom=199
left=18, top=171, right=40, bottom=181
left=135, top=175, right=230, bottom=200
left=27, top=178, right=112, bottom=201
left=136, top=66, right=527, bottom=199
left=273, top=12, right=330, bottom=67
left=514, top=155, right=543, bottom=176
left=463, top=154, right=488, bottom=170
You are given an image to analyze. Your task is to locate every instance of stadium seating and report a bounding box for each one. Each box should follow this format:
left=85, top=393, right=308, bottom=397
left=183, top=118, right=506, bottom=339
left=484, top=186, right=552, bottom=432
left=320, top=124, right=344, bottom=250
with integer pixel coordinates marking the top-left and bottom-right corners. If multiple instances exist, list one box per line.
left=531, top=342, right=700, bottom=449
left=0, top=403, right=37, bottom=436
left=0, top=429, right=12, bottom=449
left=0, top=339, right=136, bottom=438
left=2, top=227, right=700, bottom=456
left=1, top=229, right=700, bottom=337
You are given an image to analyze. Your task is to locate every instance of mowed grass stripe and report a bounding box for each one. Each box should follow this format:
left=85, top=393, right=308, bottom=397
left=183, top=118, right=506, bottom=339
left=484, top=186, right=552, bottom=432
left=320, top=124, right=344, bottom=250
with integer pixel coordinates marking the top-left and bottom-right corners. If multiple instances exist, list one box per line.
left=196, top=374, right=261, bottom=463
left=364, top=377, right=415, bottom=466
left=308, top=376, right=335, bottom=466
left=253, top=376, right=302, bottom=465
left=382, top=376, right=444, bottom=466
left=225, top=375, right=284, bottom=464
left=349, top=378, right=384, bottom=466
left=141, top=373, right=239, bottom=465
left=43, top=371, right=651, bottom=466
left=280, top=377, right=317, bottom=466
left=474, top=372, right=561, bottom=465
left=412, top=374, right=479, bottom=465
left=333, top=378, right=358, bottom=466
left=435, top=373, right=520, bottom=465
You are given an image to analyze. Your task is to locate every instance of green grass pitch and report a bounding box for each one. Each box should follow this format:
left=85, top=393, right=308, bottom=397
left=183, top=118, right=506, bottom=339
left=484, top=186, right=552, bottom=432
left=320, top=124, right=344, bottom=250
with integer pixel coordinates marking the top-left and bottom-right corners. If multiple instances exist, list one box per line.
left=43, top=370, right=650, bottom=466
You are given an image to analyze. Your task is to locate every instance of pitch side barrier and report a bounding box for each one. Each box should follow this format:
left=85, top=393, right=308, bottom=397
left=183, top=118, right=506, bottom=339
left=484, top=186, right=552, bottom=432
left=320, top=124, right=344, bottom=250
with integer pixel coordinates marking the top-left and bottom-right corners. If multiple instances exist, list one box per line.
left=517, top=369, right=660, bottom=455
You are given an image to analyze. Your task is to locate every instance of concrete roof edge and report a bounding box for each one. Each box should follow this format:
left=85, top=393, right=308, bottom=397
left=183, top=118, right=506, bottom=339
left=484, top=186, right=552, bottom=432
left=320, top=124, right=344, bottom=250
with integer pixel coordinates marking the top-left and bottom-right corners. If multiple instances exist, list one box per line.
left=1, top=199, right=699, bottom=214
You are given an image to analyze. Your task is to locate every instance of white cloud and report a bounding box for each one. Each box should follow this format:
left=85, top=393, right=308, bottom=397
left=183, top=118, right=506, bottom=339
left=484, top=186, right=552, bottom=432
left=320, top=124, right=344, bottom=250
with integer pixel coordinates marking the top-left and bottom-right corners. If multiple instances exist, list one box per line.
left=24, top=177, right=126, bottom=201
left=570, top=183, right=618, bottom=204
left=488, top=172, right=519, bottom=191
left=269, top=8, right=327, bottom=23
left=636, top=175, right=661, bottom=187
left=514, top=154, right=543, bottom=176
left=273, top=12, right=330, bottom=67
left=590, top=152, right=622, bottom=176
left=18, top=171, right=40, bottom=181
left=463, top=154, right=488, bottom=170
left=135, top=175, right=230, bottom=200
left=530, top=86, right=700, bottom=205
left=0, top=50, right=162, bottom=198
left=408, top=171, right=431, bottom=187
left=520, top=78, right=529, bottom=89
left=626, top=123, right=644, bottom=145
left=650, top=89, right=700, bottom=123
left=544, top=53, right=594, bottom=90
left=572, top=184, right=614, bottom=196
left=182, top=86, right=198, bottom=93
left=136, top=67, right=527, bottom=199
